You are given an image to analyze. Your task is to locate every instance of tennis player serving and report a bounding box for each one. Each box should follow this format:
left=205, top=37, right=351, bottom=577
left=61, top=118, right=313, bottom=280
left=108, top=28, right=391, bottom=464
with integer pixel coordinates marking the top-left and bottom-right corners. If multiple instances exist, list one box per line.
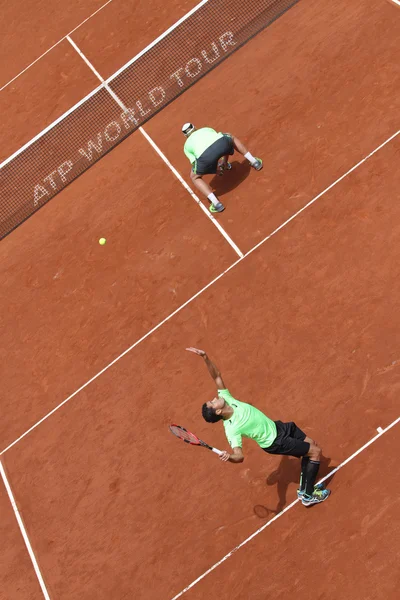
left=186, top=347, right=331, bottom=507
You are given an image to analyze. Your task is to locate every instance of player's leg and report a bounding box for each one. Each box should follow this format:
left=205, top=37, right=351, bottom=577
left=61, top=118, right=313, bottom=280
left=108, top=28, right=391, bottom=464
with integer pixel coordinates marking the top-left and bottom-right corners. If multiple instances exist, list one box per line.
left=189, top=170, right=224, bottom=213
left=231, top=135, right=263, bottom=170
left=191, top=143, right=229, bottom=212
left=301, top=440, right=330, bottom=506
left=263, top=421, right=315, bottom=494
left=264, top=421, right=330, bottom=507
left=286, top=438, right=329, bottom=506
left=302, top=440, right=321, bottom=495
left=288, top=423, right=330, bottom=504
left=215, top=135, right=235, bottom=174
left=299, top=455, right=310, bottom=496
left=281, top=423, right=314, bottom=497
left=298, top=437, right=322, bottom=496
left=295, top=427, right=313, bottom=495
left=190, top=170, right=212, bottom=196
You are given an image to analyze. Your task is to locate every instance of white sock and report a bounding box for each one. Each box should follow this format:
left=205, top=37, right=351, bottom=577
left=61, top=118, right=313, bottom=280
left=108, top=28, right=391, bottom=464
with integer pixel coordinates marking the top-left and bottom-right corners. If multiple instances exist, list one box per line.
left=244, top=151, right=257, bottom=165
left=207, top=192, right=219, bottom=206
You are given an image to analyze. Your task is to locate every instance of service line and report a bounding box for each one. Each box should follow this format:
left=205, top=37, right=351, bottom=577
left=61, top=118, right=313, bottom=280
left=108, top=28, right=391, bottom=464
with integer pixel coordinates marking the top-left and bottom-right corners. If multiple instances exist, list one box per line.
left=0, top=0, right=114, bottom=91
left=0, top=1, right=212, bottom=92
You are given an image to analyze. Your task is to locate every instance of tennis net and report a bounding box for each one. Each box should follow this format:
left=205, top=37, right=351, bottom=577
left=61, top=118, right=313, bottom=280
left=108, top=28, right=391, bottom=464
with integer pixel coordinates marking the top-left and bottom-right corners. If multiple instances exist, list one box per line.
left=0, top=0, right=300, bottom=239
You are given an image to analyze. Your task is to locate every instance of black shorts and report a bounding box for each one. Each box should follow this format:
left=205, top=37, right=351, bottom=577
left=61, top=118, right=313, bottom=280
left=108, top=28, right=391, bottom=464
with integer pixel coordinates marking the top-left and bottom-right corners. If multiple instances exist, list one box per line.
left=193, top=134, right=234, bottom=175
left=262, top=421, right=310, bottom=458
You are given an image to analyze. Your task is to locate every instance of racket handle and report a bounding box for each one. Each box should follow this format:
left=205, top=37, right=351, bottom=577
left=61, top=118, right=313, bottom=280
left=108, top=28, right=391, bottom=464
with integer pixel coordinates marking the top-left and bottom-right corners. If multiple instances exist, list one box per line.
left=212, top=448, right=224, bottom=456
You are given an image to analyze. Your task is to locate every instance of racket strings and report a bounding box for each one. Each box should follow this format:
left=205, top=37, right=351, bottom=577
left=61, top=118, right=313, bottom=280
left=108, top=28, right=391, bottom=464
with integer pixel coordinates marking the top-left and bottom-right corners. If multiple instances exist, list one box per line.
left=169, top=425, right=200, bottom=444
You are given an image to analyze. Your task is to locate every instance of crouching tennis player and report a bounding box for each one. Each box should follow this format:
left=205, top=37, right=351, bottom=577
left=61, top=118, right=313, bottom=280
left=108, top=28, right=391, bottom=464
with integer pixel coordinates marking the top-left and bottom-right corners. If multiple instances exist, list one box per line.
left=182, top=123, right=263, bottom=213
left=186, top=347, right=330, bottom=507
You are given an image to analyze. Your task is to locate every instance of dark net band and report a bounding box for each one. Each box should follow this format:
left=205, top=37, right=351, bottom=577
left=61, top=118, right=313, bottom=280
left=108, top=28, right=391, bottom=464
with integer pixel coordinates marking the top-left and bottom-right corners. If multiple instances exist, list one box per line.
left=0, top=0, right=300, bottom=239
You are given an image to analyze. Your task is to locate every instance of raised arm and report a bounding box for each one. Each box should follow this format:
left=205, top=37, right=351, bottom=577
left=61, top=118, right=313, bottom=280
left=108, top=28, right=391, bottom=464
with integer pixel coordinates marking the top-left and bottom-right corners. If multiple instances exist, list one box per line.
left=186, top=347, right=226, bottom=390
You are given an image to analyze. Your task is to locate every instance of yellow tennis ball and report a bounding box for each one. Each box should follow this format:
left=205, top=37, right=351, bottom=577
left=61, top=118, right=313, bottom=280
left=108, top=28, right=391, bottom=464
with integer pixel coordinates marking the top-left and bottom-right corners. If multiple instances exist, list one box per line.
left=99, top=237, right=106, bottom=245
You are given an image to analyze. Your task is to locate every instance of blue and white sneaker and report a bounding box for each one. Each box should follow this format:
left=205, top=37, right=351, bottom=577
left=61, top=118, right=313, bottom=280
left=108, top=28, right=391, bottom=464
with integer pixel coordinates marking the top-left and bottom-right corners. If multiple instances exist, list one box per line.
left=251, top=158, right=263, bottom=171
left=297, top=483, right=325, bottom=500
left=209, top=201, right=225, bottom=213
left=301, top=487, right=331, bottom=507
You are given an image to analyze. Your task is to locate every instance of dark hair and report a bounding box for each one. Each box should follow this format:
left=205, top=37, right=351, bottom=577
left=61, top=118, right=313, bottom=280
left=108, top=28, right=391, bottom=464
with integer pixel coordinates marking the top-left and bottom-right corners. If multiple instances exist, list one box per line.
left=202, top=403, right=223, bottom=423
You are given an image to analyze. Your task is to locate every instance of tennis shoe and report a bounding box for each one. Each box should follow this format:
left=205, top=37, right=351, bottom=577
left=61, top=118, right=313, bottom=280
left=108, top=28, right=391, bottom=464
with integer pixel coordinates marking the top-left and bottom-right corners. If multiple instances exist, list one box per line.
left=297, top=483, right=324, bottom=500
left=301, top=487, right=331, bottom=507
left=209, top=201, right=225, bottom=213
left=217, top=161, right=232, bottom=175
left=251, top=158, right=263, bottom=171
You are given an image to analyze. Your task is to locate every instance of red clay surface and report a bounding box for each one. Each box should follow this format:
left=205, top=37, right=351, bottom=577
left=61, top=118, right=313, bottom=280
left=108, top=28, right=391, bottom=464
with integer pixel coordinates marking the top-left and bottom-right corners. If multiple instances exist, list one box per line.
left=145, top=0, right=400, bottom=251
left=71, top=0, right=200, bottom=79
left=0, top=40, right=98, bottom=161
left=0, top=0, right=106, bottom=88
left=0, top=129, right=236, bottom=451
left=0, top=0, right=199, bottom=89
left=185, top=424, right=400, bottom=600
left=1, top=0, right=399, bottom=598
left=0, top=478, right=43, bottom=599
left=2, top=142, right=400, bottom=598
left=0, top=0, right=198, bottom=161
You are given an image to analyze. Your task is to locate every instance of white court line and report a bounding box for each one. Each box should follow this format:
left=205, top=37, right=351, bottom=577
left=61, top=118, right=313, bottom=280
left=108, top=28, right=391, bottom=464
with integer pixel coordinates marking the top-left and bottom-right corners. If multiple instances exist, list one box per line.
left=0, top=461, right=51, bottom=599
left=106, top=0, right=209, bottom=84
left=244, top=129, right=400, bottom=260
left=170, top=415, right=400, bottom=599
left=0, top=257, right=240, bottom=456
left=66, top=35, right=244, bottom=258
left=0, top=83, right=103, bottom=169
left=0, top=0, right=113, bottom=91
left=138, top=126, right=244, bottom=257
left=1, top=126, right=399, bottom=456
left=1, top=0, right=208, bottom=91
left=0, top=0, right=210, bottom=168
left=66, top=36, right=127, bottom=113
left=66, top=36, right=105, bottom=83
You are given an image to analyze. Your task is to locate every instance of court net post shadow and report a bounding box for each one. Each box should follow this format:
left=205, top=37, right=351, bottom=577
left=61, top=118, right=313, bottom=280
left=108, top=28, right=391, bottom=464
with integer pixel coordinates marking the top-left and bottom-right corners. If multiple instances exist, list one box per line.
left=209, top=160, right=252, bottom=196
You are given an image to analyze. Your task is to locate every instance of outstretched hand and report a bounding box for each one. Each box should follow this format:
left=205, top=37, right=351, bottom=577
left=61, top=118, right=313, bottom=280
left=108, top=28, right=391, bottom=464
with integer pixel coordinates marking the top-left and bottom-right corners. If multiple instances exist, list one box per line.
left=186, top=347, right=207, bottom=357
left=219, top=451, right=230, bottom=462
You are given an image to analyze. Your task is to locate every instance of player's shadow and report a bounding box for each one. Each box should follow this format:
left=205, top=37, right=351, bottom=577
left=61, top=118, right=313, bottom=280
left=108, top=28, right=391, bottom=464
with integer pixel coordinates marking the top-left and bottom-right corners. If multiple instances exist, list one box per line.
left=208, top=160, right=251, bottom=196
left=254, top=455, right=336, bottom=517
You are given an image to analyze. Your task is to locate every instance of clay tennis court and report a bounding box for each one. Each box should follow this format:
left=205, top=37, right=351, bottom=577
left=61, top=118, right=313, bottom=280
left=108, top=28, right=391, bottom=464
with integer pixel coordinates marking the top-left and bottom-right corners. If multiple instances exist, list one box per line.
left=1, top=0, right=399, bottom=598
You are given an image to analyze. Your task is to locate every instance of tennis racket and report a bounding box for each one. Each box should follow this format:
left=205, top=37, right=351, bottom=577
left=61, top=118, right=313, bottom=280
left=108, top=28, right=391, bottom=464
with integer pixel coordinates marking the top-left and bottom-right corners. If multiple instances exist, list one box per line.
left=169, top=424, right=223, bottom=456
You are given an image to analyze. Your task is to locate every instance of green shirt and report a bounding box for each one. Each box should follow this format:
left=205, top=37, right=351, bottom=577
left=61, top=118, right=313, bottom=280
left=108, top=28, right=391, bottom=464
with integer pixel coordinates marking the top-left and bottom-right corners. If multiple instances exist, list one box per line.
left=183, top=127, right=224, bottom=163
left=219, top=389, right=277, bottom=449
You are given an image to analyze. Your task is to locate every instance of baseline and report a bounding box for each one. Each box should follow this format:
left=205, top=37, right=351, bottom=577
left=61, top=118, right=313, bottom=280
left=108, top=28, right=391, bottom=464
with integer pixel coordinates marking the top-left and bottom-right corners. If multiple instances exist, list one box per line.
left=0, top=461, right=50, bottom=599
left=171, top=416, right=400, bottom=599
